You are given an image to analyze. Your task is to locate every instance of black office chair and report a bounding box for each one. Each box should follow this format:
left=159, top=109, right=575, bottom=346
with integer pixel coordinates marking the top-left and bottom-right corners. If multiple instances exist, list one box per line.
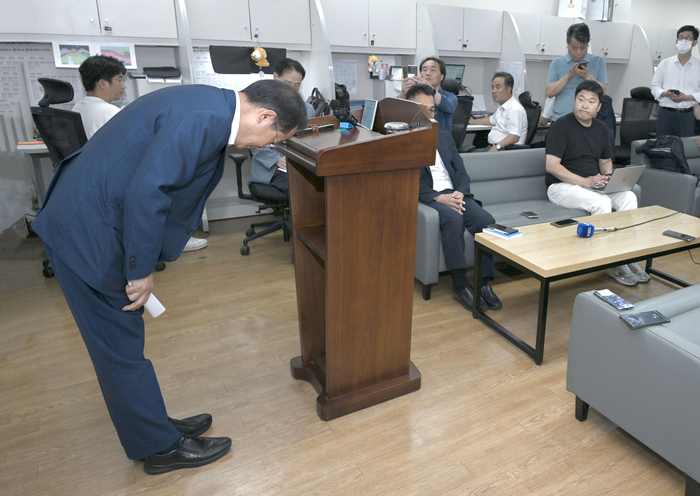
left=614, top=86, right=659, bottom=165
left=596, top=94, right=617, bottom=162
left=504, top=91, right=542, bottom=150
left=30, top=79, right=88, bottom=278
left=30, top=78, right=88, bottom=168
left=230, top=152, right=292, bottom=255
left=440, top=78, right=474, bottom=152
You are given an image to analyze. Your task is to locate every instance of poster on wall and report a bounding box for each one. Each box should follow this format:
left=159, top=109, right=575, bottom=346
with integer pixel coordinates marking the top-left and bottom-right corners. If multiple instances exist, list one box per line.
left=98, top=44, right=137, bottom=69
left=51, top=42, right=137, bottom=69
left=52, top=42, right=91, bottom=68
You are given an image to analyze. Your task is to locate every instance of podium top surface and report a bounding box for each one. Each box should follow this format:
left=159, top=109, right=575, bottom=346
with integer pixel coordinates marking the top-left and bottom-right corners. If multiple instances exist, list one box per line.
left=276, top=98, right=439, bottom=177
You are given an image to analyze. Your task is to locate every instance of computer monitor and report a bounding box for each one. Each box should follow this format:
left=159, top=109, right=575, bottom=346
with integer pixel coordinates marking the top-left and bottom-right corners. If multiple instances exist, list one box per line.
left=445, top=64, right=465, bottom=83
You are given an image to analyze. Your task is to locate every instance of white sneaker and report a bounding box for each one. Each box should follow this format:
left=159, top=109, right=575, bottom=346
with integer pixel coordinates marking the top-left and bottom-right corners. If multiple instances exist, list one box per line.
left=605, top=265, right=638, bottom=286
left=183, top=237, right=208, bottom=252
left=627, top=262, right=651, bottom=283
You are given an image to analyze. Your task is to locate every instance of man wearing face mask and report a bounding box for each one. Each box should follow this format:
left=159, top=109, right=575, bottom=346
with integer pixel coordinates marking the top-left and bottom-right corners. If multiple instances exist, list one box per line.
left=651, top=25, right=700, bottom=138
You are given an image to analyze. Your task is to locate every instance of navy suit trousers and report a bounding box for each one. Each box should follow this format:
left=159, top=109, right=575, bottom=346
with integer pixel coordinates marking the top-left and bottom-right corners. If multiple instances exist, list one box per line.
left=426, top=194, right=495, bottom=278
left=44, top=244, right=181, bottom=460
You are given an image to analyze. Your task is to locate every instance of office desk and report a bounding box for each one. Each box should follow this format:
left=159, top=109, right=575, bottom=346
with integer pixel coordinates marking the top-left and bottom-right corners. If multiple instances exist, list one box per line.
left=17, top=143, right=51, bottom=208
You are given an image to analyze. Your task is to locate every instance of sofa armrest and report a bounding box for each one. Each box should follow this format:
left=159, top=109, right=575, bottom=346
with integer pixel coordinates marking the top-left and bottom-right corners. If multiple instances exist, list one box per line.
left=415, top=203, right=441, bottom=286
left=637, top=167, right=697, bottom=214
left=567, top=290, right=700, bottom=480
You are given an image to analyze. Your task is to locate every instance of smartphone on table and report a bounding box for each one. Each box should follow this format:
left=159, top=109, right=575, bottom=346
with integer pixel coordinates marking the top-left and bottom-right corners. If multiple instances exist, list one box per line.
left=551, top=218, right=578, bottom=228
left=487, top=223, right=519, bottom=235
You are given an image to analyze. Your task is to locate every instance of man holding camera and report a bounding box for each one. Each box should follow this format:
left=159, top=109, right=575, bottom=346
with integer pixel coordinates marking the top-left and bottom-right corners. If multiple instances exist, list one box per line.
left=546, top=23, right=608, bottom=122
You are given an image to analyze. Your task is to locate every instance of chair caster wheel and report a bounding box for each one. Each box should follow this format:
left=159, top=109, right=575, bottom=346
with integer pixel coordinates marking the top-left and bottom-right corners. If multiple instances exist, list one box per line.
left=155, top=261, right=166, bottom=271
left=246, top=229, right=255, bottom=237
left=42, top=260, right=54, bottom=278
left=240, top=245, right=250, bottom=255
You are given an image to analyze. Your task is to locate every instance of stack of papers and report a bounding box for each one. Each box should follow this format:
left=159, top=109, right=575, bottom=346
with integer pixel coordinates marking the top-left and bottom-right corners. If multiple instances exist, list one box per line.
left=482, top=228, right=523, bottom=240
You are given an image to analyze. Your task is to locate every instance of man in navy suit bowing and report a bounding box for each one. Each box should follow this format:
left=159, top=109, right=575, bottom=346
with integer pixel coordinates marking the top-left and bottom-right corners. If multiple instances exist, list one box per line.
left=33, top=80, right=307, bottom=474
left=407, top=84, right=502, bottom=313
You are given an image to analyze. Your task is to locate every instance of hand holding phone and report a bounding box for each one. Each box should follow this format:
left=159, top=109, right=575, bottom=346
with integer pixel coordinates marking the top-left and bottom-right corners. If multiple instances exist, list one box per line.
left=578, top=61, right=588, bottom=69
left=669, top=89, right=680, bottom=95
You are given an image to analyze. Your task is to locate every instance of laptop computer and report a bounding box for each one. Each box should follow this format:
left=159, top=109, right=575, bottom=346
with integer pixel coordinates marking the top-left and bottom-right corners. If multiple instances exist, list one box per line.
left=360, top=99, right=378, bottom=130
left=590, top=165, right=646, bottom=194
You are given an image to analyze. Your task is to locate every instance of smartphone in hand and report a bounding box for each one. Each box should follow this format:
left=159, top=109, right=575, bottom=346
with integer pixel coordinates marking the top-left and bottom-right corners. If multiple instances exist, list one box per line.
left=578, top=61, right=588, bottom=69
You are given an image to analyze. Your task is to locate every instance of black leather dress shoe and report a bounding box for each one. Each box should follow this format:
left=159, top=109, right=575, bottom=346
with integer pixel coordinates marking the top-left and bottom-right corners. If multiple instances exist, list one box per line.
left=143, top=435, right=231, bottom=475
left=452, top=285, right=488, bottom=312
left=169, top=414, right=212, bottom=437
left=480, top=284, right=503, bottom=310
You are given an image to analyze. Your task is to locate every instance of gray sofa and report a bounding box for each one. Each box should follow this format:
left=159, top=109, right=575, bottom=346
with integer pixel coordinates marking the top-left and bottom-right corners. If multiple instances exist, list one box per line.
left=415, top=147, right=635, bottom=300
left=633, top=135, right=700, bottom=216
left=567, top=287, right=700, bottom=495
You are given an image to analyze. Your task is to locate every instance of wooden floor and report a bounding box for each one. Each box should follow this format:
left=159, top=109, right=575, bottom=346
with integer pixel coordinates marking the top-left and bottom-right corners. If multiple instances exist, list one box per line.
left=1, top=219, right=698, bottom=496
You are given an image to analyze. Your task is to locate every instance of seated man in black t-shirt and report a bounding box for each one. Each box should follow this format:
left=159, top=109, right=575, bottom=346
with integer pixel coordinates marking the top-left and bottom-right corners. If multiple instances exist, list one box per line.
left=545, top=80, right=648, bottom=286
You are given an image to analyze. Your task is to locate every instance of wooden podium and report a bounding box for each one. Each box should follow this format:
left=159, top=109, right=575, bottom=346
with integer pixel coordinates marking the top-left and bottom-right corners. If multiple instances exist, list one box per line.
left=276, top=98, right=438, bottom=420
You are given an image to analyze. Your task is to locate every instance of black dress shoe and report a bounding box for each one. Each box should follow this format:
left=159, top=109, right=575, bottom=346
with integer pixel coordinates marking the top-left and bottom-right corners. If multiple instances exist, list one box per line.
left=452, top=285, right=488, bottom=312
left=169, top=414, right=212, bottom=437
left=480, top=284, right=503, bottom=310
left=143, top=435, right=231, bottom=475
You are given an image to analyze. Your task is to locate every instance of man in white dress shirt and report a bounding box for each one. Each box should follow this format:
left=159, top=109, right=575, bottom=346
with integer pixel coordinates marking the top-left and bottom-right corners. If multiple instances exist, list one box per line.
left=73, top=55, right=208, bottom=252
left=650, top=25, right=700, bottom=138
left=469, top=72, right=528, bottom=152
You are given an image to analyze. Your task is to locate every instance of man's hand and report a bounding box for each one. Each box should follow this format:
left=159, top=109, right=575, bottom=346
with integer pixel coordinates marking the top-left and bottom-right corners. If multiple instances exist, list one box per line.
left=123, top=274, right=154, bottom=312
left=275, top=156, right=287, bottom=171
left=435, top=191, right=465, bottom=213
left=567, top=64, right=579, bottom=81
left=488, top=145, right=499, bottom=152
left=669, top=91, right=693, bottom=103
left=585, top=173, right=610, bottom=189
left=573, top=64, right=590, bottom=80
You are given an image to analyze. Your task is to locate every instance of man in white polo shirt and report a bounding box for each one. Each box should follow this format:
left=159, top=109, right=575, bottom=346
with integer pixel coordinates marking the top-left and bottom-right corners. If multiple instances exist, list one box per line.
left=469, top=72, right=527, bottom=152
left=73, top=55, right=208, bottom=252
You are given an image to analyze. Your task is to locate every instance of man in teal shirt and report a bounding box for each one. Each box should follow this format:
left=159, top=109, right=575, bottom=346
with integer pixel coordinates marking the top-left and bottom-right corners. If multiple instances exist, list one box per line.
left=546, top=23, right=608, bottom=121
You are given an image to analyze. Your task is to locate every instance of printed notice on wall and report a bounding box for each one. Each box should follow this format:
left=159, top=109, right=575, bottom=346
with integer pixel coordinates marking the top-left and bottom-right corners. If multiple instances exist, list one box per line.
left=333, top=60, right=357, bottom=94
left=498, top=61, right=523, bottom=94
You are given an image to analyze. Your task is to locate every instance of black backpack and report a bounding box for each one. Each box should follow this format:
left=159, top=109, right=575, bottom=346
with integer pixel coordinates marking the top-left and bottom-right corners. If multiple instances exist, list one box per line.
left=635, top=135, right=691, bottom=174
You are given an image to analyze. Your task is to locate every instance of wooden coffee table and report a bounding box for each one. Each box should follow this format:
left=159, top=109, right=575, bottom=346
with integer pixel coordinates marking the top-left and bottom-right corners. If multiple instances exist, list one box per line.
left=472, top=206, right=700, bottom=365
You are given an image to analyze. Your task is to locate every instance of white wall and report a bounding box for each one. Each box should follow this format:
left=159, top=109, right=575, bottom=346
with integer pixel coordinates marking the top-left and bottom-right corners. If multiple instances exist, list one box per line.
left=629, top=0, right=700, bottom=30
left=417, top=0, right=700, bottom=31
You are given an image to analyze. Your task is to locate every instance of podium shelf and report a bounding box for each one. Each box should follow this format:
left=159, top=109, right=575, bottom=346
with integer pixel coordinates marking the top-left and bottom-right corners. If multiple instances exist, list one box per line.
left=296, top=225, right=326, bottom=261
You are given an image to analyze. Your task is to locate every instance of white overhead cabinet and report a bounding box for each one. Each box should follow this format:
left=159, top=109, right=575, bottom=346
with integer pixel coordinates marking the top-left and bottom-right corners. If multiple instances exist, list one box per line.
left=0, top=0, right=177, bottom=40
left=587, top=21, right=633, bottom=62
left=512, top=13, right=576, bottom=59
left=320, top=0, right=416, bottom=52
left=319, top=0, right=370, bottom=48
left=187, top=0, right=311, bottom=46
left=425, top=5, right=502, bottom=57
left=642, top=26, right=680, bottom=64
left=185, top=0, right=252, bottom=42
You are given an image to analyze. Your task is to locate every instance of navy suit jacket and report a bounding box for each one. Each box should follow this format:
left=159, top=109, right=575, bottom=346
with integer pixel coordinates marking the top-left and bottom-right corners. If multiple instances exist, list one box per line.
left=33, top=85, right=237, bottom=295
left=419, top=131, right=474, bottom=204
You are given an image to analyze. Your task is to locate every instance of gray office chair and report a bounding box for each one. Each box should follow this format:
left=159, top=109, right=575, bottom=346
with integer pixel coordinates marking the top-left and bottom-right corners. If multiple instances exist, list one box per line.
left=230, top=152, right=291, bottom=255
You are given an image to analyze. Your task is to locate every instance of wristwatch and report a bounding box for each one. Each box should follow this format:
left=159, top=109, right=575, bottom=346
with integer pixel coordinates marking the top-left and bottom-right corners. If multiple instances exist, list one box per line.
left=587, top=76, right=594, bottom=81
left=495, top=144, right=502, bottom=151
